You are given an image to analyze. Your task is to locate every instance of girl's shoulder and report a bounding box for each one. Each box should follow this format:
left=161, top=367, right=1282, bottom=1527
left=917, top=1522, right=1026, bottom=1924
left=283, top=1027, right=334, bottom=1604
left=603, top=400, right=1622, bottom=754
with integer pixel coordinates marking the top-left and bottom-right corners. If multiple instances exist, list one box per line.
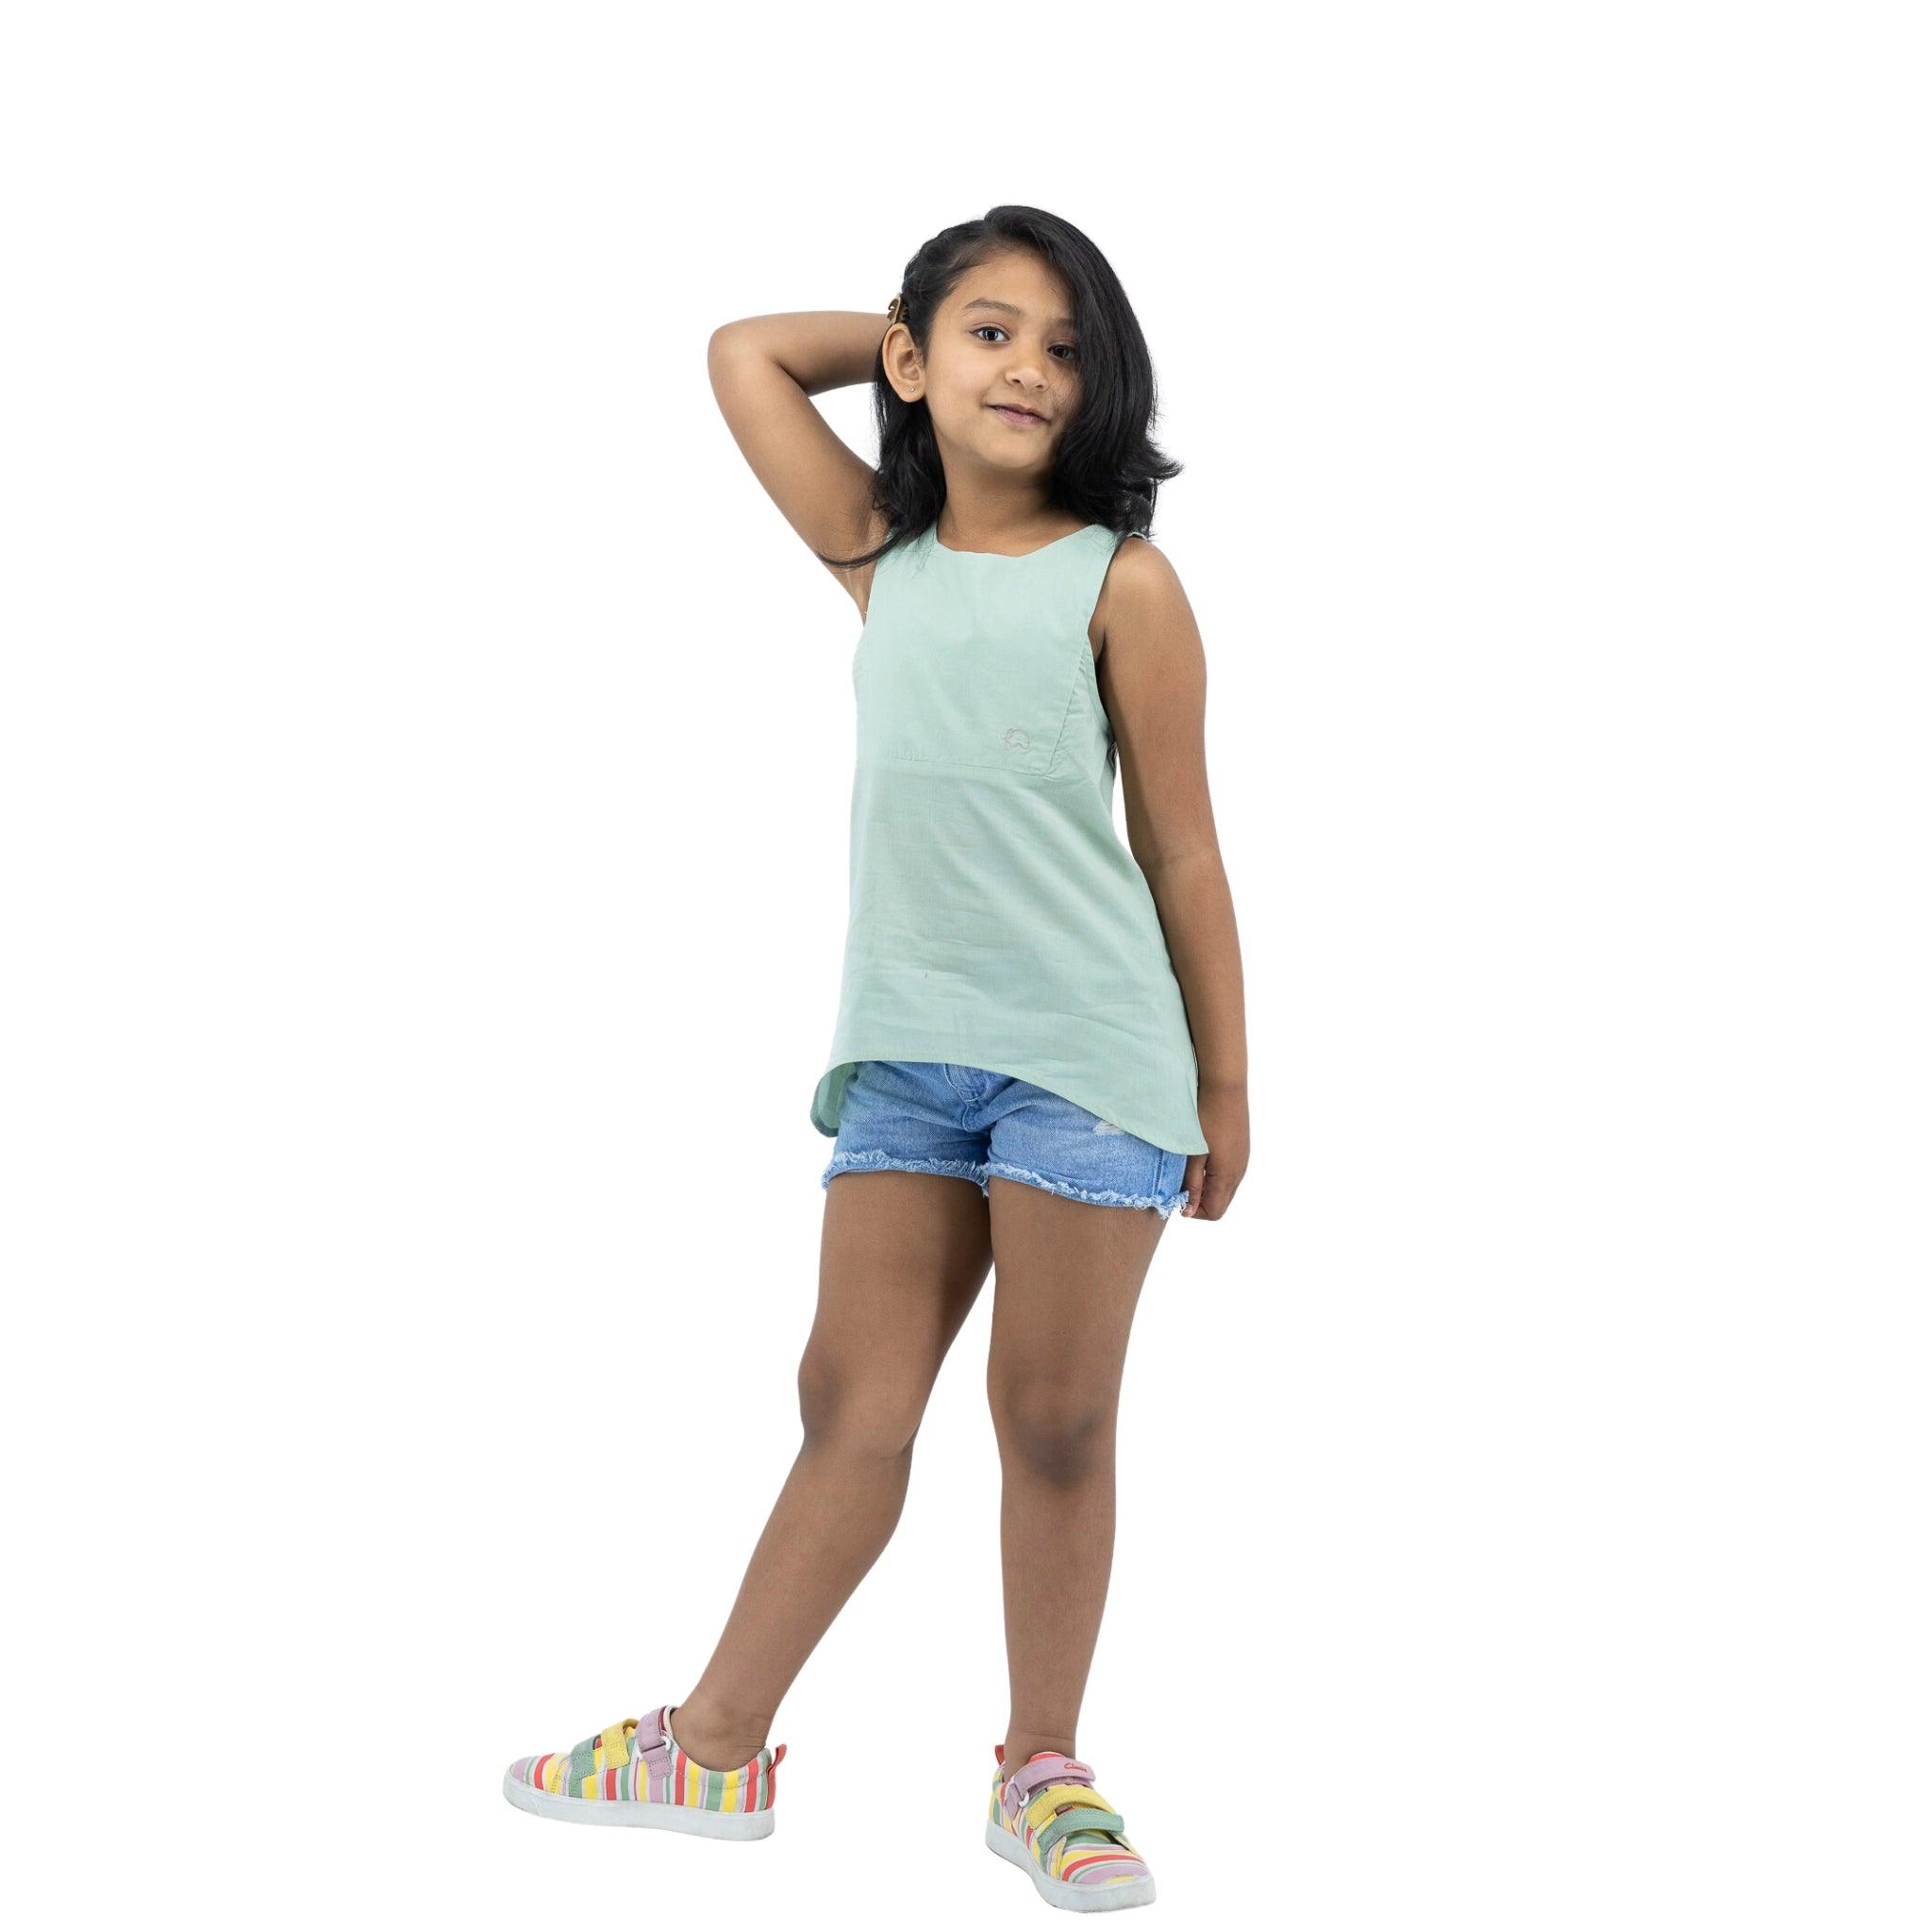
left=1091, top=529, right=1185, bottom=663
left=1099, top=527, right=1174, bottom=586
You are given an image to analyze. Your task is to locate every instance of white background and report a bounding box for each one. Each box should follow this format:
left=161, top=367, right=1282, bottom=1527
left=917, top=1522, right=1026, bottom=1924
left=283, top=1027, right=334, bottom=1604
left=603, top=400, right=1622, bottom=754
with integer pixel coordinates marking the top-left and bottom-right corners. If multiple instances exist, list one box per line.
left=4, top=4, right=1925, bottom=1926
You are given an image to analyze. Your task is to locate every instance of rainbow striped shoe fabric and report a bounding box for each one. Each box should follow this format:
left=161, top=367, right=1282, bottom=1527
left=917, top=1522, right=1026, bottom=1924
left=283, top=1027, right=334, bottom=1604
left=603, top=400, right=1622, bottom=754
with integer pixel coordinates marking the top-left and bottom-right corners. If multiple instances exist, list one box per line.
left=503, top=1702, right=787, bottom=1840
left=985, top=1744, right=1157, bottom=1911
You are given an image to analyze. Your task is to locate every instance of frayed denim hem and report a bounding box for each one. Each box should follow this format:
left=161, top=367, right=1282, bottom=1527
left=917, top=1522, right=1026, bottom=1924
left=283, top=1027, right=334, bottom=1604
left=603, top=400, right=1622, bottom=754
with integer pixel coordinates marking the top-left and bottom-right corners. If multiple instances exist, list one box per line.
left=982, top=1158, right=1191, bottom=1220
left=821, top=1148, right=991, bottom=1191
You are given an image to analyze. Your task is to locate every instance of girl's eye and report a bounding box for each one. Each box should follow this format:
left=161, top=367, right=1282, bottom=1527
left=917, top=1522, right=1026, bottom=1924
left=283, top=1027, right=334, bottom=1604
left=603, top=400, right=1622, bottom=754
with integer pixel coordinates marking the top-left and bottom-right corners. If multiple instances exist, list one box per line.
left=973, top=325, right=1078, bottom=360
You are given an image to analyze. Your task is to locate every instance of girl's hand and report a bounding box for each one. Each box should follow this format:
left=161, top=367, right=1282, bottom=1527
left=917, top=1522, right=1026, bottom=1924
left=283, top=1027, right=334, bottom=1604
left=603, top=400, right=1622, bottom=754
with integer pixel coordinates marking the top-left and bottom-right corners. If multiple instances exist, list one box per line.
left=1180, top=1082, right=1248, bottom=1220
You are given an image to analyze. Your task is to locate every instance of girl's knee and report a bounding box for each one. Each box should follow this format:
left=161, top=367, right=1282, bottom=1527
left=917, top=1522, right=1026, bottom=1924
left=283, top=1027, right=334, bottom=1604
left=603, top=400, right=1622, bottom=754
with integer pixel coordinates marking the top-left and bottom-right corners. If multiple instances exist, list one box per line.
left=988, top=1379, right=1115, bottom=1482
left=796, top=1352, right=926, bottom=1457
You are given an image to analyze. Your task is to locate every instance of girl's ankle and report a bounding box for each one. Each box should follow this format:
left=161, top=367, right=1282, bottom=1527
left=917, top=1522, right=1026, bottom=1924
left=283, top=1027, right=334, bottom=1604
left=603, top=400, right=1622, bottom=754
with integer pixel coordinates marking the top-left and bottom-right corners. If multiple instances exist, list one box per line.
left=666, top=1699, right=770, bottom=1774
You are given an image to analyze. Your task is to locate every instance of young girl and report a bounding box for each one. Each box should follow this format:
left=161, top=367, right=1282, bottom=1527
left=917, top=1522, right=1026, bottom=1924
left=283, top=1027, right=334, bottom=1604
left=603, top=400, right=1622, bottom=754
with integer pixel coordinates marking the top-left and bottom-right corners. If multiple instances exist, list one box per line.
left=503, top=206, right=1248, bottom=1912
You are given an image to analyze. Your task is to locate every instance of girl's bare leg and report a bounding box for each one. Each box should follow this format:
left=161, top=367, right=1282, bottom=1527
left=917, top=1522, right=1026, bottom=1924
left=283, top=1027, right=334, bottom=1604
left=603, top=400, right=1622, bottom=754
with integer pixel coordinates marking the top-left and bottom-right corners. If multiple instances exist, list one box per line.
left=983, top=1178, right=1168, bottom=1770
left=668, top=1172, right=991, bottom=1773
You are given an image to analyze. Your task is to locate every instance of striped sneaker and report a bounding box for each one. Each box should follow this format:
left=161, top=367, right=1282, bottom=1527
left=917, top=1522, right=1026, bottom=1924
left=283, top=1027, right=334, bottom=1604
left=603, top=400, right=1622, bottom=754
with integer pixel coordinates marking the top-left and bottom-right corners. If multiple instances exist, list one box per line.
left=985, top=1744, right=1157, bottom=1910
left=503, top=1701, right=787, bottom=1840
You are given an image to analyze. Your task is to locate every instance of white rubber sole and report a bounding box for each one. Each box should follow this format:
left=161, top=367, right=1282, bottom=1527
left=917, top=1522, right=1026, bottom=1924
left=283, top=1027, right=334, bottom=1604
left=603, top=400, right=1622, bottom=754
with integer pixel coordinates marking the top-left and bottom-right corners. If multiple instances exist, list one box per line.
left=503, top=1771, right=775, bottom=1840
left=985, top=1819, right=1157, bottom=1910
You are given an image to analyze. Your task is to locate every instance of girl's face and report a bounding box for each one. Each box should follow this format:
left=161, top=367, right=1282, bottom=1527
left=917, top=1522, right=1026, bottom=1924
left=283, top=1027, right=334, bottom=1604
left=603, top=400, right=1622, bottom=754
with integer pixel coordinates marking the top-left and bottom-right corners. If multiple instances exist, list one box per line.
left=895, top=250, right=1083, bottom=473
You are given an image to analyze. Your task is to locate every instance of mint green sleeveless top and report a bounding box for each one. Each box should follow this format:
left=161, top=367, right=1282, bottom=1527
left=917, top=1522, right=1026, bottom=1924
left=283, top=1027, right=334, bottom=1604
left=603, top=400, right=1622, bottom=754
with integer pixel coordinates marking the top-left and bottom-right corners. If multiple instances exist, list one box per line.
left=809, top=520, right=1208, bottom=1156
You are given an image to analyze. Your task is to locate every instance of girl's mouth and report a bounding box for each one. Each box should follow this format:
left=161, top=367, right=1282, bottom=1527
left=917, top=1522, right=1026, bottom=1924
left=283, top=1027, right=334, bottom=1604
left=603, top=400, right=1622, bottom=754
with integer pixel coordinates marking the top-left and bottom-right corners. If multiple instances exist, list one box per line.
left=989, top=406, right=1045, bottom=427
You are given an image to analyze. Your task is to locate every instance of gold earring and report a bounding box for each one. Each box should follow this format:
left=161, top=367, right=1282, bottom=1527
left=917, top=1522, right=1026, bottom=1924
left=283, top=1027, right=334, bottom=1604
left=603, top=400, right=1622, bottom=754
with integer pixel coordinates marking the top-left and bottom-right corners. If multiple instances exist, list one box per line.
left=886, top=293, right=907, bottom=326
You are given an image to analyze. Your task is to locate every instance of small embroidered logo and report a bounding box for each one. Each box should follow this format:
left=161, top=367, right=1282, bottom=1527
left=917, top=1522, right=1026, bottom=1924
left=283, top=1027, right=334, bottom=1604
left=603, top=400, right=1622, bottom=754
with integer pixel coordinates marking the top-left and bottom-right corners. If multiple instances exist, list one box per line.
left=1091, top=1120, right=1125, bottom=1136
left=1002, top=725, right=1031, bottom=752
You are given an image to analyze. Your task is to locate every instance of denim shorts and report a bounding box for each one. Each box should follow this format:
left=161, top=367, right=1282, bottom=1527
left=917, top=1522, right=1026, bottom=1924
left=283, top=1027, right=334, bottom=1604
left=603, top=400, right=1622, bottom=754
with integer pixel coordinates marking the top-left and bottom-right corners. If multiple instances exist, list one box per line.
left=820, top=1060, right=1191, bottom=1219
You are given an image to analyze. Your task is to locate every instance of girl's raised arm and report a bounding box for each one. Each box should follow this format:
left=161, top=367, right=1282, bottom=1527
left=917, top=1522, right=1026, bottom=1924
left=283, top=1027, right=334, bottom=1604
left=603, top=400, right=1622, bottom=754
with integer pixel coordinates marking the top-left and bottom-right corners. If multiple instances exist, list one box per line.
left=707, top=310, right=895, bottom=613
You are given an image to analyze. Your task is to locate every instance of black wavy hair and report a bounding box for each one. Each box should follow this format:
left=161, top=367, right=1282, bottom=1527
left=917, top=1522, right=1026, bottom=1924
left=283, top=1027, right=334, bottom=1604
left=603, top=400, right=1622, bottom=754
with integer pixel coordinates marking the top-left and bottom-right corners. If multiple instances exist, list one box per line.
left=816, top=205, right=1182, bottom=575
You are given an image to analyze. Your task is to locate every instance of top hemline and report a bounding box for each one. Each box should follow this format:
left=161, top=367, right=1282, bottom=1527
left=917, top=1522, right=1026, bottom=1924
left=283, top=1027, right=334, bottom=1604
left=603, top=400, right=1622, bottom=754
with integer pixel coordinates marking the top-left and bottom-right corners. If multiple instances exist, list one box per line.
left=810, top=1046, right=1208, bottom=1158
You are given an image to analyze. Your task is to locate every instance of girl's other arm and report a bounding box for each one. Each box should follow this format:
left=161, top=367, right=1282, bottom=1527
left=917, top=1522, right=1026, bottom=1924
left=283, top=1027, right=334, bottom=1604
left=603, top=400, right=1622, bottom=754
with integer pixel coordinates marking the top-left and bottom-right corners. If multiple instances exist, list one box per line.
left=1094, top=540, right=1250, bottom=1220
left=707, top=311, right=895, bottom=614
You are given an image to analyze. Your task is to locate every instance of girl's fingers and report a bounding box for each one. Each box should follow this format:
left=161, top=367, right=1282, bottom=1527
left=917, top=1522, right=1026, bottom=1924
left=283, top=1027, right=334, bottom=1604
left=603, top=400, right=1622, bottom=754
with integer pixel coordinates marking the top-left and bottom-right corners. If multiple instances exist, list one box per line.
left=1180, top=1153, right=1207, bottom=1215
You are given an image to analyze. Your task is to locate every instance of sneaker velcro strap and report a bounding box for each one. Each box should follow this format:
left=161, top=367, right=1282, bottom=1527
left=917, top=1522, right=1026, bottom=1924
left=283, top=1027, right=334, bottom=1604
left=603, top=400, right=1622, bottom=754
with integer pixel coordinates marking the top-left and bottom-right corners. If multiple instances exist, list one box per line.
left=1032, top=1805, right=1127, bottom=1865
left=1024, top=1783, right=1116, bottom=1831
left=561, top=1724, right=631, bottom=1794
left=1008, top=1757, right=1096, bottom=1806
left=634, top=1707, right=675, bottom=1782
